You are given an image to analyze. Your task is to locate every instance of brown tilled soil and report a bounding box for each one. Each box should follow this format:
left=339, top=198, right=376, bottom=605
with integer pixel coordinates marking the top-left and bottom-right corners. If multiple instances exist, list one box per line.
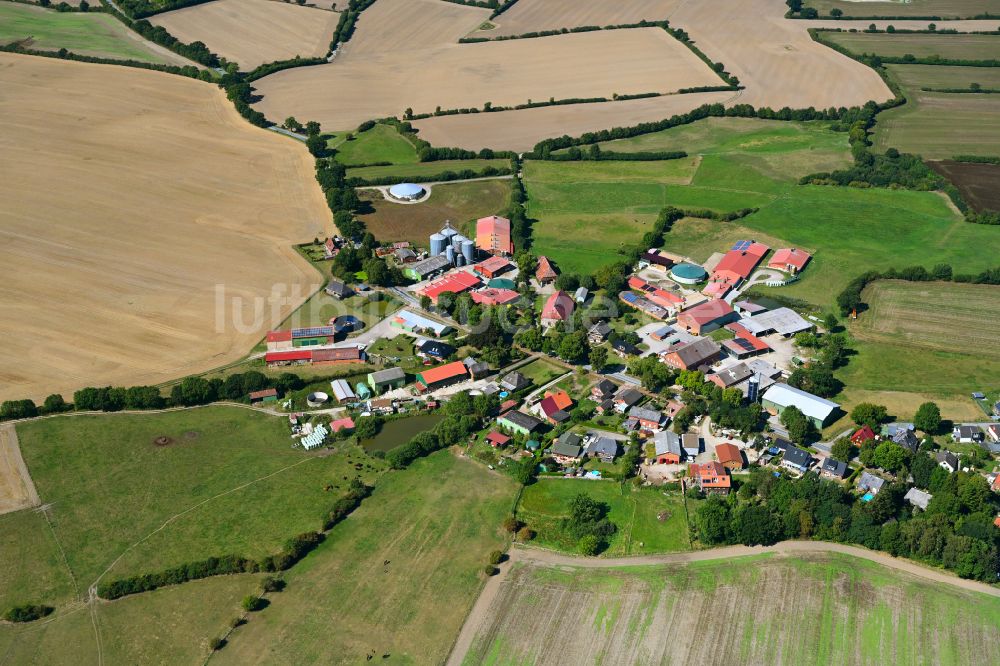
left=151, top=0, right=341, bottom=69
left=0, top=53, right=330, bottom=402
left=929, top=160, right=1000, bottom=212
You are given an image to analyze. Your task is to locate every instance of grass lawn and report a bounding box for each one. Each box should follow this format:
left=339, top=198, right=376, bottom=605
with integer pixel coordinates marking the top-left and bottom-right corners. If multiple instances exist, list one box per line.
left=820, top=32, right=1000, bottom=60
left=517, top=479, right=691, bottom=556
left=0, top=573, right=262, bottom=665
left=0, top=3, right=174, bottom=63
left=0, top=509, right=78, bottom=612
left=873, top=65, right=1000, bottom=158
left=516, top=357, right=566, bottom=387
left=329, top=123, right=418, bottom=165
left=462, top=551, right=1000, bottom=664
left=358, top=178, right=513, bottom=245
left=347, top=158, right=510, bottom=181
left=215, top=451, right=518, bottom=665
left=14, top=407, right=386, bottom=588
left=271, top=285, right=401, bottom=331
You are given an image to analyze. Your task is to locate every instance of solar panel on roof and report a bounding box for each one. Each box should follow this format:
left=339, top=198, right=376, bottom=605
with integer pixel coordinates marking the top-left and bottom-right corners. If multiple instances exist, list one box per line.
left=621, top=292, right=638, bottom=303
left=293, top=326, right=335, bottom=338
left=732, top=240, right=752, bottom=252
left=731, top=338, right=755, bottom=352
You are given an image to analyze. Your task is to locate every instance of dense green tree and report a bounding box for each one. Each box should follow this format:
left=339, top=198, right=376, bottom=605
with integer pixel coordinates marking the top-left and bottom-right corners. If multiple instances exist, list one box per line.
left=780, top=405, right=818, bottom=445
left=914, top=402, right=941, bottom=434
left=850, top=402, right=888, bottom=429
left=872, top=441, right=907, bottom=473
left=830, top=438, right=856, bottom=463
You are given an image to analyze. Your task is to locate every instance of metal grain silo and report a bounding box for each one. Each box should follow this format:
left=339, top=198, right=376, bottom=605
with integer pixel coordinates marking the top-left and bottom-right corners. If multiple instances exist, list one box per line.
left=461, top=239, right=475, bottom=264
left=445, top=245, right=455, bottom=265
left=429, top=233, right=446, bottom=256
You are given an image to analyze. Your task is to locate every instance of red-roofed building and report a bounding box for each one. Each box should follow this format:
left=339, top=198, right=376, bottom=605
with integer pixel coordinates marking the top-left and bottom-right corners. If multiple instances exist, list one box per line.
left=705, top=242, right=769, bottom=295
left=722, top=323, right=772, bottom=358
left=851, top=425, right=877, bottom=445
left=330, top=417, right=355, bottom=433
left=716, top=443, right=744, bottom=470
left=312, top=346, right=366, bottom=365
left=537, top=390, right=573, bottom=423
left=265, top=350, right=312, bottom=367
left=536, top=256, right=558, bottom=284
left=541, top=291, right=574, bottom=326
left=688, top=461, right=731, bottom=495
left=420, top=271, right=481, bottom=304
left=415, top=361, right=468, bottom=391
left=702, top=281, right=732, bottom=299
left=994, top=515, right=1000, bottom=528
left=546, top=390, right=573, bottom=411
left=677, top=299, right=737, bottom=335
left=486, top=431, right=512, bottom=448
left=768, top=248, right=811, bottom=274
left=473, top=255, right=513, bottom=279
left=471, top=288, right=520, bottom=306
left=249, top=388, right=278, bottom=404
left=266, top=330, right=293, bottom=351
left=627, top=275, right=647, bottom=290
left=476, top=215, right=514, bottom=256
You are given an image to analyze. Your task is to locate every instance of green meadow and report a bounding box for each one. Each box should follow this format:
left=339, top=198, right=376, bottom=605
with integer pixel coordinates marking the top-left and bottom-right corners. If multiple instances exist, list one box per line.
left=0, top=3, right=173, bottom=63
left=525, top=118, right=997, bottom=310
left=347, top=158, right=510, bottom=181
left=329, top=123, right=419, bottom=165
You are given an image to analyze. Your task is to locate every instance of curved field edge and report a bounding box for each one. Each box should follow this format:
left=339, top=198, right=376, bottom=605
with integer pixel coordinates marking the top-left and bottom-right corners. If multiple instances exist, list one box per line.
left=456, top=546, right=1000, bottom=666
left=2, top=406, right=384, bottom=609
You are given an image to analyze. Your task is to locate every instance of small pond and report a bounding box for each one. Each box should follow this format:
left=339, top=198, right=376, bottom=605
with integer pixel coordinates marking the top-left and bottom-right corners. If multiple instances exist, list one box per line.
left=361, top=413, right=445, bottom=453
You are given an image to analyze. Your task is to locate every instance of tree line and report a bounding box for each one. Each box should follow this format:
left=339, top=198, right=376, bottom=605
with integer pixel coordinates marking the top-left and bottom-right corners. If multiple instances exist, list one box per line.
left=345, top=165, right=512, bottom=187
left=458, top=20, right=671, bottom=43
left=694, top=455, right=999, bottom=582
left=535, top=143, right=688, bottom=162
left=836, top=264, right=1000, bottom=316
left=115, top=0, right=215, bottom=19
left=99, top=479, right=371, bottom=600
left=0, top=42, right=211, bottom=82
left=329, top=0, right=378, bottom=53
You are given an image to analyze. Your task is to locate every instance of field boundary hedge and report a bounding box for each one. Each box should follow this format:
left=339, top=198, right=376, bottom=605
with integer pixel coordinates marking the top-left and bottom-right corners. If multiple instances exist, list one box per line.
left=836, top=266, right=1000, bottom=315
left=97, top=482, right=372, bottom=600
left=0, top=42, right=210, bottom=80
left=458, top=20, right=669, bottom=43
left=346, top=164, right=513, bottom=186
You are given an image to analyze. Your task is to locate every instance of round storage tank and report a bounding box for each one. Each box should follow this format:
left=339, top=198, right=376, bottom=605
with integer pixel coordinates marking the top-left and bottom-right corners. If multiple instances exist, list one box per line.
left=429, top=233, right=446, bottom=256
left=461, top=239, right=475, bottom=264
left=451, top=234, right=466, bottom=252
left=455, top=255, right=465, bottom=267
left=440, top=223, right=457, bottom=238
left=670, top=262, right=708, bottom=284
left=445, top=245, right=455, bottom=264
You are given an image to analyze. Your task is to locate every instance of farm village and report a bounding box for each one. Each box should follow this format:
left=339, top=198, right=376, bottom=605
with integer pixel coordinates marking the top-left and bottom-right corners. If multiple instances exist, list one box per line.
left=2, top=0, right=1000, bottom=663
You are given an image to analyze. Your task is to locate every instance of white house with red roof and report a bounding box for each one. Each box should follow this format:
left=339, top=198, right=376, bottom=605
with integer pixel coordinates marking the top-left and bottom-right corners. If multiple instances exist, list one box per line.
left=541, top=290, right=574, bottom=327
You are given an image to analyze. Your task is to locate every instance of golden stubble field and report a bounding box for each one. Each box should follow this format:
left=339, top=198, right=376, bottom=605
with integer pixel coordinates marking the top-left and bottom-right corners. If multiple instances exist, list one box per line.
left=251, top=0, right=724, bottom=132
left=151, top=0, right=341, bottom=69
left=472, top=0, right=681, bottom=37
left=414, top=0, right=897, bottom=149
left=0, top=53, right=330, bottom=402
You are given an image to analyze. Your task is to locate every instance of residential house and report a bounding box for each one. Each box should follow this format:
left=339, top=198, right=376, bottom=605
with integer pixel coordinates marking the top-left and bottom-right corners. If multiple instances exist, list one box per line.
left=767, top=248, right=811, bottom=274
left=463, top=357, right=491, bottom=380
left=535, top=255, right=558, bottom=284
left=550, top=432, right=584, bottom=463
left=416, top=339, right=455, bottom=361
left=761, top=383, right=841, bottom=429
left=715, top=443, right=744, bottom=470
left=781, top=446, right=813, bottom=473
left=688, top=461, right=731, bottom=495
left=541, top=290, right=575, bottom=327
left=369, top=398, right=395, bottom=415
left=682, top=433, right=701, bottom=458
left=368, top=367, right=407, bottom=394
left=628, top=406, right=664, bottom=433
left=612, top=339, right=640, bottom=358
left=485, top=431, right=511, bottom=448
left=935, top=451, right=959, bottom=473
left=394, top=247, right=417, bottom=263
left=613, top=387, right=643, bottom=412
left=588, top=322, right=612, bottom=344
left=708, top=363, right=753, bottom=390
left=857, top=472, right=886, bottom=497
left=904, top=487, right=933, bottom=511
left=595, top=399, right=616, bottom=415
left=953, top=425, right=983, bottom=443
left=662, top=337, right=722, bottom=371
left=325, top=279, right=354, bottom=300
left=591, top=379, right=618, bottom=402
left=497, top=410, right=543, bottom=436
left=537, top=390, right=573, bottom=424
left=676, top=300, right=738, bottom=335
left=586, top=436, right=620, bottom=462
left=500, top=371, right=530, bottom=393
left=851, top=425, right=877, bottom=446
left=249, top=388, right=278, bottom=405
left=653, top=431, right=683, bottom=464
left=891, top=427, right=920, bottom=453
left=820, top=457, right=849, bottom=479
left=415, top=361, right=468, bottom=392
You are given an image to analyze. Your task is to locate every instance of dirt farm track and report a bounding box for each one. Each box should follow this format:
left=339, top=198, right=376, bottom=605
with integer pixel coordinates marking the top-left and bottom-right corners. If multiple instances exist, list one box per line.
left=0, top=53, right=330, bottom=402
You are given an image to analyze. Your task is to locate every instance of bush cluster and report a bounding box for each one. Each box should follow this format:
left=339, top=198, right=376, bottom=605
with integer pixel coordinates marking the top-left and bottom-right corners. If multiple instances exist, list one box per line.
left=3, top=604, right=54, bottom=623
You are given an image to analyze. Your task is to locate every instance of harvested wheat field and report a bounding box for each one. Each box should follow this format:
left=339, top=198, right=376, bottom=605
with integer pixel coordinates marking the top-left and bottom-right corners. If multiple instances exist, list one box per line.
left=0, top=425, right=39, bottom=515
left=0, top=54, right=330, bottom=402
left=474, top=0, right=681, bottom=38
left=151, top=0, right=341, bottom=70
left=343, top=0, right=488, bottom=55
left=415, top=0, right=895, bottom=149
left=252, top=0, right=722, bottom=131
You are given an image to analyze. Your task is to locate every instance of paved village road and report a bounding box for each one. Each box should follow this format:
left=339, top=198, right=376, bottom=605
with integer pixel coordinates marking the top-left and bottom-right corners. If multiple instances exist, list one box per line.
left=445, top=540, right=1000, bottom=665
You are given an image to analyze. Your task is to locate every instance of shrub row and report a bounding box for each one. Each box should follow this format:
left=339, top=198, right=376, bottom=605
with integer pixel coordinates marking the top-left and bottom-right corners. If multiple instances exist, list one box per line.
left=345, top=165, right=512, bottom=187
left=490, top=0, right=520, bottom=19
left=330, top=0, right=379, bottom=53
left=836, top=264, right=1000, bottom=315
left=115, top=0, right=215, bottom=19
left=538, top=147, right=688, bottom=162
left=3, top=604, right=54, bottom=623
left=245, top=56, right=326, bottom=82
left=458, top=19, right=669, bottom=43
left=0, top=43, right=208, bottom=81
left=953, top=154, right=1000, bottom=164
